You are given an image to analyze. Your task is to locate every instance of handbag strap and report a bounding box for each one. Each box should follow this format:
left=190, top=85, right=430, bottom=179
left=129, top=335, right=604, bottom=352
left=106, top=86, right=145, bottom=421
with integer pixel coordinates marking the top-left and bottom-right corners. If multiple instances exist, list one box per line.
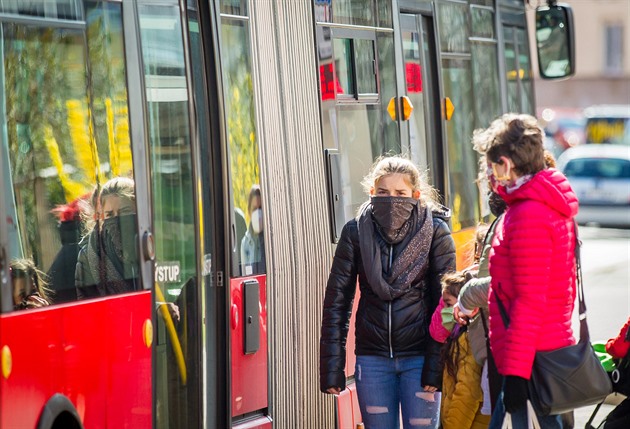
left=495, top=220, right=590, bottom=343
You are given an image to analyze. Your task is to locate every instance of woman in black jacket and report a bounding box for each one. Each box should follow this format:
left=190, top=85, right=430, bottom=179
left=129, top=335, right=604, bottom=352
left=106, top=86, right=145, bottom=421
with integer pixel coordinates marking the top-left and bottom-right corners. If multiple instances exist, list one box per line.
left=320, top=156, right=456, bottom=429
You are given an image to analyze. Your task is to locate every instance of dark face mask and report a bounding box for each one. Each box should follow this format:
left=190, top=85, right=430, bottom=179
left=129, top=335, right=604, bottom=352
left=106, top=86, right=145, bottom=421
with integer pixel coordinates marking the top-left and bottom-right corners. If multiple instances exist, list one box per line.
left=371, top=196, right=418, bottom=244
left=102, top=214, right=138, bottom=278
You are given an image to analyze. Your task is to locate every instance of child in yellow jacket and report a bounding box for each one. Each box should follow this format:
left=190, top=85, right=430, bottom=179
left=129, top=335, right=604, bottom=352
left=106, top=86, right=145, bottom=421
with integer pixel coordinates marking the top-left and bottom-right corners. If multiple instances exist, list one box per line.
left=431, top=271, right=490, bottom=429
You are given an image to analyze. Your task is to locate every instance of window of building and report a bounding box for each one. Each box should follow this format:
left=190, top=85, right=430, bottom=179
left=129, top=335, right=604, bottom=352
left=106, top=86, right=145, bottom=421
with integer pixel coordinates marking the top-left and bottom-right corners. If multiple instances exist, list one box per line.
left=605, top=23, right=624, bottom=75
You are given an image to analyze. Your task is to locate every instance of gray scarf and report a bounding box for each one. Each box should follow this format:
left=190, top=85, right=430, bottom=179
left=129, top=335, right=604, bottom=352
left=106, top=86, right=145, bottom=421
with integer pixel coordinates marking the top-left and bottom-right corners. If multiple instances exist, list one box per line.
left=358, top=202, right=433, bottom=301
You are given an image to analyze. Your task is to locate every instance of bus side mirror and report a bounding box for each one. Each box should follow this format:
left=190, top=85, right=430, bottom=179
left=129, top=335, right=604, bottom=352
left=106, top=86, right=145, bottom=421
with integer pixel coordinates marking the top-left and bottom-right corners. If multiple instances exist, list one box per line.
left=535, top=3, right=575, bottom=80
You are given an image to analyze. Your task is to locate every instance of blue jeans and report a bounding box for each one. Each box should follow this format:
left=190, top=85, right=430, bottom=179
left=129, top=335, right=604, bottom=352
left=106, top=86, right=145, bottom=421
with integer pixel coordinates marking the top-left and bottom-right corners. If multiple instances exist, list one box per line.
left=488, top=389, right=562, bottom=429
left=355, top=355, right=440, bottom=429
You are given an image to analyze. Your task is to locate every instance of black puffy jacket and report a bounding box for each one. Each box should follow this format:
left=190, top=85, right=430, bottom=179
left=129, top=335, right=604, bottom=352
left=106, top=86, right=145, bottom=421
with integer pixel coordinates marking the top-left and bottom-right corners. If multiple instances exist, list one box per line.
left=319, top=210, right=456, bottom=393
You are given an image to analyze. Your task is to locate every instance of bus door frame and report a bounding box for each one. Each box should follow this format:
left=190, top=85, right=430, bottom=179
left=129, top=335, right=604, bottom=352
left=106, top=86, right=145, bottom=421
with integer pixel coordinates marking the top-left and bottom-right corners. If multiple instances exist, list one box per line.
left=395, top=2, right=448, bottom=198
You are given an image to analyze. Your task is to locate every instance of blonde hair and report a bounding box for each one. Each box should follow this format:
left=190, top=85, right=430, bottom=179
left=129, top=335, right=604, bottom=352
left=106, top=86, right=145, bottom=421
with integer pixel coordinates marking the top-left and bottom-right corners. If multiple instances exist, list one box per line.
left=100, top=176, right=135, bottom=205
left=361, top=155, right=440, bottom=209
left=82, top=177, right=135, bottom=234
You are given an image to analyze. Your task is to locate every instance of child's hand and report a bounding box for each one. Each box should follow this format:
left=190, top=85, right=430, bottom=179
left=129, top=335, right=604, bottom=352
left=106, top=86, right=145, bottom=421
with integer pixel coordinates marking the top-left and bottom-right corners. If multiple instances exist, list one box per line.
left=453, top=303, right=467, bottom=325
left=422, top=385, right=438, bottom=393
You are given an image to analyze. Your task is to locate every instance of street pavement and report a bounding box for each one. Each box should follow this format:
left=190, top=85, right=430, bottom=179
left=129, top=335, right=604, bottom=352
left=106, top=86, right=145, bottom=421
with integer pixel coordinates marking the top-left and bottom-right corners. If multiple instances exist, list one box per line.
left=570, top=226, right=629, bottom=428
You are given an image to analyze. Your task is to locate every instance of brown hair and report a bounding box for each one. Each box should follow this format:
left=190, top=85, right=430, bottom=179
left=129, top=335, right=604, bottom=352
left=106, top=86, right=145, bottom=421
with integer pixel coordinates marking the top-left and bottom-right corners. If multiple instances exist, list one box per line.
left=472, top=113, right=546, bottom=176
left=247, top=184, right=262, bottom=215
left=361, top=155, right=440, bottom=209
left=10, top=258, right=52, bottom=304
left=441, top=271, right=468, bottom=298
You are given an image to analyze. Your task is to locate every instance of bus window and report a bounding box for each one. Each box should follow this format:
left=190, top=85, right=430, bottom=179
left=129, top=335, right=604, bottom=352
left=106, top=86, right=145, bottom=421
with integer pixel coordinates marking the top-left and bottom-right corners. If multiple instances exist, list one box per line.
left=503, top=25, right=534, bottom=114
left=0, top=2, right=137, bottom=307
left=317, top=24, right=399, bottom=229
left=220, top=12, right=265, bottom=277
left=437, top=1, right=480, bottom=231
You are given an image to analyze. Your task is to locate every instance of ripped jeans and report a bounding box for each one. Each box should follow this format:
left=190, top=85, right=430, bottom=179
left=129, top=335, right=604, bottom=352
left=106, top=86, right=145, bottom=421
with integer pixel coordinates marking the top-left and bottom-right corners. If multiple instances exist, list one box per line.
left=355, top=355, right=440, bottom=429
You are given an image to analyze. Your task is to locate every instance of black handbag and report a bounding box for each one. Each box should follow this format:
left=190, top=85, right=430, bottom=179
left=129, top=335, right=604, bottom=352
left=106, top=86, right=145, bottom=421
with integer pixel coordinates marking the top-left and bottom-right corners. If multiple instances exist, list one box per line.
left=496, top=221, right=612, bottom=416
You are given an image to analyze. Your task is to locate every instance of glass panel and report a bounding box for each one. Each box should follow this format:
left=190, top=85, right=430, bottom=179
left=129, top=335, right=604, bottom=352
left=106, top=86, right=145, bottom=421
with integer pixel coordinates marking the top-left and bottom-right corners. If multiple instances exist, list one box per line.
left=220, top=17, right=264, bottom=277
left=336, top=105, right=386, bottom=220
left=334, top=38, right=354, bottom=96
left=437, top=2, right=470, bottom=54
left=333, top=0, right=376, bottom=27
left=314, top=0, right=333, bottom=23
left=0, top=0, right=81, bottom=20
left=471, top=0, right=493, bottom=5
left=535, top=6, right=572, bottom=78
left=355, top=39, right=376, bottom=94
left=376, top=0, right=392, bottom=28
left=317, top=26, right=340, bottom=102
left=471, top=7, right=494, bottom=39
left=516, top=27, right=533, bottom=113
left=471, top=43, right=501, bottom=128
left=1, top=2, right=137, bottom=308
left=403, top=28, right=428, bottom=170
left=376, top=32, right=398, bottom=152
left=503, top=26, right=520, bottom=112
left=138, top=4, right=200, bottom=428
left=220, top=0, right=247, bottom=16
left=442, top=58, right=479, bottom=231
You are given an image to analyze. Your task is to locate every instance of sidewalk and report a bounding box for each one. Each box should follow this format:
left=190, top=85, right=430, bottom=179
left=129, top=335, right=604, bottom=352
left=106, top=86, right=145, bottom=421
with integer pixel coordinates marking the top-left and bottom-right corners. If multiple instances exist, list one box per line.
left=574, top=393, right=626, bottom=428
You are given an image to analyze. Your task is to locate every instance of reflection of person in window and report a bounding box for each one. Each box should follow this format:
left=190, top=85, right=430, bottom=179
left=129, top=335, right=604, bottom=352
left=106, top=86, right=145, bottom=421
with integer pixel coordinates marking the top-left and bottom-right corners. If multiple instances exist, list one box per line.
left=75, top=177, right=139, bottom=299
left=240, top=184, right=266, bottom=276
left=11, top=258, right=52, bottom=310
left=47, top=194, right=90, bottom=303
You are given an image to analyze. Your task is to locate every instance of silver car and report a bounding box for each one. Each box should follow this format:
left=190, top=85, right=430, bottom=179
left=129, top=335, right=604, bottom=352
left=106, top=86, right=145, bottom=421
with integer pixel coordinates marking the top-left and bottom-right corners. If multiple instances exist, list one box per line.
left=557, top=144, right=630, bottom=228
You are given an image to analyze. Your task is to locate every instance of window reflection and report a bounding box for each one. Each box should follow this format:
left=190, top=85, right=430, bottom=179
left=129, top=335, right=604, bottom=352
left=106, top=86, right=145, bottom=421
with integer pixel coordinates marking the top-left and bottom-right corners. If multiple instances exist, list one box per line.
left=138, top=4, right=200, bottom=428
left=0, top=2, right=134, bottom=308
left=503, top=26, right=533, bottom=114
left=442, top=58, right=479, bottom=231
left=220, top=16, right=264, bottom=277
left=402, top=28, right=428, bottom=171
left=334, top=38, right=354, bottom=96
left=437, top=2, right=470, bottom=54
left=0, top=0, right=81, bottom=20
left=355, top=39, right=377, bottom=94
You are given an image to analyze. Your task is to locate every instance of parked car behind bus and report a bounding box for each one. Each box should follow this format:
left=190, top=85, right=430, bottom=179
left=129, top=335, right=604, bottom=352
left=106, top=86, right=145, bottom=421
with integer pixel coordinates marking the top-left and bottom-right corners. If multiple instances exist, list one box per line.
left=557, top=144, right=630, bottom=228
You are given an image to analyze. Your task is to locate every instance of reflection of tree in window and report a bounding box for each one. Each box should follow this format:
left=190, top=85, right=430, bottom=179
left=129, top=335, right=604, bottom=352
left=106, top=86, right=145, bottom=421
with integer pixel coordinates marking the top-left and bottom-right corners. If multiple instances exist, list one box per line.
left=222, top=18, right=260, bottom=226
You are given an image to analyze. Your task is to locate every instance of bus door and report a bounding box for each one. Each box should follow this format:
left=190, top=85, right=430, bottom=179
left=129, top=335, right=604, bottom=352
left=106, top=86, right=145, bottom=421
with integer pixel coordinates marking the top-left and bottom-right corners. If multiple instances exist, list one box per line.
left=397, top=11, right=446, bottom=199
left=399, top=1, right=504, bottom=267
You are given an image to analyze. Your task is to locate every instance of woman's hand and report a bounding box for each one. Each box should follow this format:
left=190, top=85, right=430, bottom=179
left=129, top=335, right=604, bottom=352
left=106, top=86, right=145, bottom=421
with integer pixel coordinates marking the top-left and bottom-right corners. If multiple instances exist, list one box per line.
left=503, top=375, right=528, bottom=413
left=423, top=385, right=437, bottom=393
left=326, top=387, right=341, bottom=395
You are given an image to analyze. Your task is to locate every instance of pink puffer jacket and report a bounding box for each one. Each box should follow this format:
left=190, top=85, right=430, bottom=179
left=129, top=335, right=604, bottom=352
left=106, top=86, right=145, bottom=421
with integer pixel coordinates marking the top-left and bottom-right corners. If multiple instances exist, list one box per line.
left=488, top=169, right=579, bottom=379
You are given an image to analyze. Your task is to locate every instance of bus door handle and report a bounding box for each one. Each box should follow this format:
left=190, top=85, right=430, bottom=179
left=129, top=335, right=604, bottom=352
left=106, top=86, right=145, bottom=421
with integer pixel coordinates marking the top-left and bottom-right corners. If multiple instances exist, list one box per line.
left=242, top=279, right=260, bottom=354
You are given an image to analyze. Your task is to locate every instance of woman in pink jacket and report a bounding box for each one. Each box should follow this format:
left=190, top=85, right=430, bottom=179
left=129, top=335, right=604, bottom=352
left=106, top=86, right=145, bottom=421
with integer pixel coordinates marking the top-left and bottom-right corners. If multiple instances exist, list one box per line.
left=472, top=114, right=579, bottom=429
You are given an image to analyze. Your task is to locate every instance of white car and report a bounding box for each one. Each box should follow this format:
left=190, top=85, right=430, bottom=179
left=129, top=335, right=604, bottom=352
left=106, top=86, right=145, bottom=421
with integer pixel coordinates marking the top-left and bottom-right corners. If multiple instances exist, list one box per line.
left=557, top=144, right=630, bottom=228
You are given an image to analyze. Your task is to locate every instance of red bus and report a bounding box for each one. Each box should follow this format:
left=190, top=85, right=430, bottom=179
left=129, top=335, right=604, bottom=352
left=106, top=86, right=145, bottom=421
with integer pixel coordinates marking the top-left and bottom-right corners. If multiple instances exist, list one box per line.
left=0, top=1, right=573, bottom=428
